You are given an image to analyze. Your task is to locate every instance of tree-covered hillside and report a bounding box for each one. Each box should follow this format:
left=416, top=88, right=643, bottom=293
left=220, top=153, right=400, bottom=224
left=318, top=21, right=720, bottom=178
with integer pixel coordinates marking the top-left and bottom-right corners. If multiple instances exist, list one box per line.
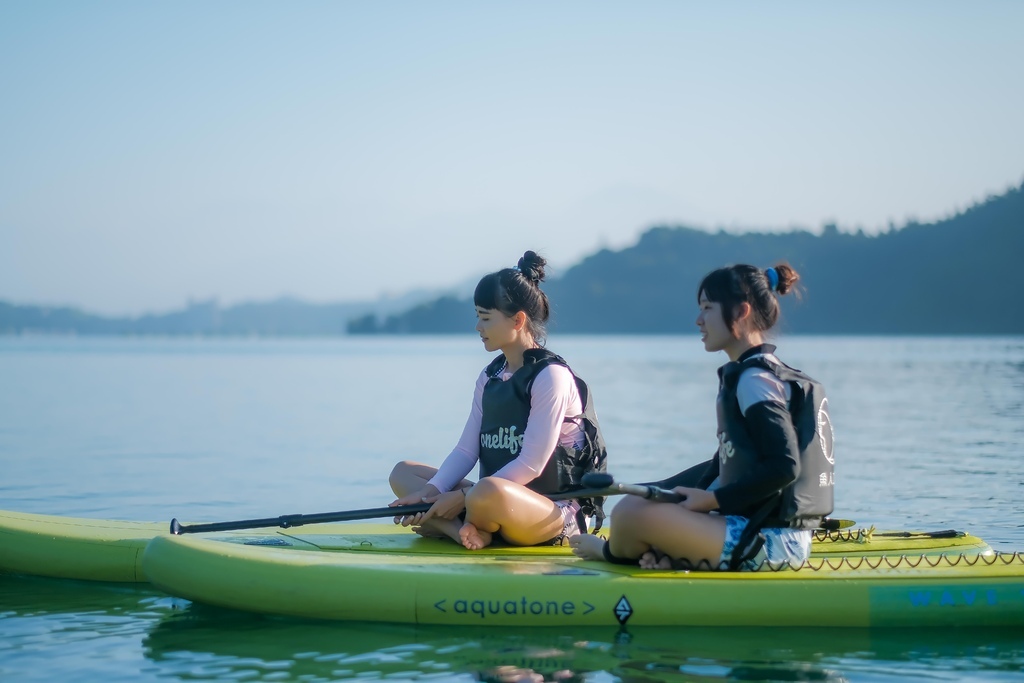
left=356, top=182, right=1024, bottom=335
left=3, top=182, right=1021, bottom=336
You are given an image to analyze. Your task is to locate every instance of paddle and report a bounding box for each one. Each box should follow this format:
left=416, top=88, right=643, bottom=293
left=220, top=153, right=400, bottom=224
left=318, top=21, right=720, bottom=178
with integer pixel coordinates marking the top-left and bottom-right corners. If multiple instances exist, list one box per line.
left=169, top=472, right=852, bottom=534
left=170, top=474, right=625, bottom=535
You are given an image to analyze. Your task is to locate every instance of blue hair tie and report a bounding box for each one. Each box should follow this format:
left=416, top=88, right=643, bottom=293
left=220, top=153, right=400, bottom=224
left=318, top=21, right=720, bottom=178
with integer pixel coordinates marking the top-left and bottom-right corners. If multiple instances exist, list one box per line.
left=765, top=267, right=779, bottom=292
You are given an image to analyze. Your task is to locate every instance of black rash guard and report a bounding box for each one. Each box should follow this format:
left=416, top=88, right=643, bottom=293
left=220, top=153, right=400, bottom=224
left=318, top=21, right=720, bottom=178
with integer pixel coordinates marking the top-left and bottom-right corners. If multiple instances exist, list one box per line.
left=649, top=344, right=833, bottom=530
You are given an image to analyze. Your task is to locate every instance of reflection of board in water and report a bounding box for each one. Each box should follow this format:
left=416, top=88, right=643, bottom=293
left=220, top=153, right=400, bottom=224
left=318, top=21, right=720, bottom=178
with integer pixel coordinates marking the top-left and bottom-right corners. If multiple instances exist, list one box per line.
left=140, top=603, right=1024, bottom=683
left=4, top=575, right=1013, bottom=682
left=0, top=574, right=165, bottom=617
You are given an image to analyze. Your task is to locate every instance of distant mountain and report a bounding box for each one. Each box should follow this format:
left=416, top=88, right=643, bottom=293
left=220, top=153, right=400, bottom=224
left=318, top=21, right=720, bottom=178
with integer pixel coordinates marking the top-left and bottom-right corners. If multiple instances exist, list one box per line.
left=0, top=298, right=356, bottom=336
left=0, top=287, right=457, bottom=337
left=355, top=182, right=1024, bottom=335
left=4, top=183, right=1021, bottom=336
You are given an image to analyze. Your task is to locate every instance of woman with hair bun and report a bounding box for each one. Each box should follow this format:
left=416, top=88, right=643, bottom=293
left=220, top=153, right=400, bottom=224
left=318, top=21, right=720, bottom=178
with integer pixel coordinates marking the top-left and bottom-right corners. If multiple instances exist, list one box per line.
left=389, top=251, right=608, bottom=550
left=571, top=262, right=834, bottom=570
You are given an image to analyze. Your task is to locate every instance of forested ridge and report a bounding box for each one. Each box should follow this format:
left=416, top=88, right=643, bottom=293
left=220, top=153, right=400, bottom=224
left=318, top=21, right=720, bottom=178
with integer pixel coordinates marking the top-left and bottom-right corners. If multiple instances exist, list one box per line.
left=353, top=182, right=1024, bottom=335
left=4, top=183, right=1021, bottom=336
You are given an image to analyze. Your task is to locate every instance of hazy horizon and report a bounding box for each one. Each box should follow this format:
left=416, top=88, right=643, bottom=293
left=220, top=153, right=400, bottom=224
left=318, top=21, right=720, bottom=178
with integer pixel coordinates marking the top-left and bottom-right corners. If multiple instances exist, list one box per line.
left=3, top=2, right=1022, bottom=315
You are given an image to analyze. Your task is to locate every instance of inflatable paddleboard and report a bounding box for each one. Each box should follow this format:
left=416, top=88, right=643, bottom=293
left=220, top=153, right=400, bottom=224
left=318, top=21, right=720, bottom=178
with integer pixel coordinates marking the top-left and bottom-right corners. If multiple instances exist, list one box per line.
left=0, top=508, right=993, bottom=583
left=141, top=530, right=1024, bottom=627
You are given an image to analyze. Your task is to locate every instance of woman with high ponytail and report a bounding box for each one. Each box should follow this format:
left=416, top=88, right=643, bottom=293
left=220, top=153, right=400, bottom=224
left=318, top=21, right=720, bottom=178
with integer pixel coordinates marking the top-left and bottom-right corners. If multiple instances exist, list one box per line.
left=388, top=251, right=608, bottom=550
left=571, top=262, right=834, bottom=571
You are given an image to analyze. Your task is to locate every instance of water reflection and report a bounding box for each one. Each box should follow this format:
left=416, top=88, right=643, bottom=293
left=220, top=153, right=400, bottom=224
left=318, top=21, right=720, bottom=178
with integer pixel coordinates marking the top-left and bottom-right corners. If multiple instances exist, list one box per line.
left=141, top=603, right=1024, bottom=682
left=3, top=575, right=1024, bottom=682
left=0, top=576, right=177, bottom=683
left=0, top=575, right=168, bottom=617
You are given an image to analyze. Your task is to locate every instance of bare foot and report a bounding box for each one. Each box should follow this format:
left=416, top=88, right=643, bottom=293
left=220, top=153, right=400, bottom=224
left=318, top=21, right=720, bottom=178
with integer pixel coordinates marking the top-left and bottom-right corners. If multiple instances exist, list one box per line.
left=409, top=518, right=464, bottom=544
left=459, top=522, right=493, bottom=550
left=568, top=533, right=605, bottom=560
left=639, top=549, right=674, bottom=570
left=410, top=525, right=446, bottom=539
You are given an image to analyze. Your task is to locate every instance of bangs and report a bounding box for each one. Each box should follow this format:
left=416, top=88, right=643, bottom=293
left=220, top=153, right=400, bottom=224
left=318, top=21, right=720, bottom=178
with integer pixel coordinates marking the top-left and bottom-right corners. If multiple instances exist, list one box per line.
left=697, top=268, right=735, bottom=304
left=474, top=273, right=502, bottom=310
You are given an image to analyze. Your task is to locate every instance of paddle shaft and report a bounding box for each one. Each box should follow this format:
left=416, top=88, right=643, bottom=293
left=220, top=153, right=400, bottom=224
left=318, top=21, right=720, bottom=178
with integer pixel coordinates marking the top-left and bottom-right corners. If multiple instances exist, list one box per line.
left=170, top=485, right=617, bottom=535
left=169, top=481, right=852, bottom=534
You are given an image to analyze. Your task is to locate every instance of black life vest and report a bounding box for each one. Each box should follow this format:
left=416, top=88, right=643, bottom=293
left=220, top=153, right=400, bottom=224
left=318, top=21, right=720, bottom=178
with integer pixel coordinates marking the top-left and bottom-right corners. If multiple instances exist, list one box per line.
left=716, top=352, right=835, bottom=530
left=478, top=348, right=608, bottom=527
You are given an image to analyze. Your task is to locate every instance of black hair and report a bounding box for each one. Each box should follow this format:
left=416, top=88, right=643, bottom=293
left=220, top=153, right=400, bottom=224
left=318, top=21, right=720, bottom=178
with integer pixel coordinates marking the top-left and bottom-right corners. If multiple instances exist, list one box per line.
left=697, top=263, right=800, bottom=334
left=474, top=250, right=551, bottom=343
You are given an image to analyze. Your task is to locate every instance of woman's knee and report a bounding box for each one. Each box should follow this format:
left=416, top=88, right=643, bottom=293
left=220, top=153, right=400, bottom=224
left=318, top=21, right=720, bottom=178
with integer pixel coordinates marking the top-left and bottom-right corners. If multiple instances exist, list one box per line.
left=463, top=477, right=511, bottom=524
left=465, top=476, right=505, bottom=506
left=389, top=460, right=426, bottom=489
left=609, top=495, right=653, bottom=524
left=466, top=477, right=554, bottom=526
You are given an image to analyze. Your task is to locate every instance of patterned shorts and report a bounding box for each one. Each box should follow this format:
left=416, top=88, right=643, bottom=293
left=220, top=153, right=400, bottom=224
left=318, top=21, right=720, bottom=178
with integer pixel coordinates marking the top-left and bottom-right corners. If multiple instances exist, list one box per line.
left=549, top=500, right=583, bottom=545
left=720, top=515, right=813, bottom=570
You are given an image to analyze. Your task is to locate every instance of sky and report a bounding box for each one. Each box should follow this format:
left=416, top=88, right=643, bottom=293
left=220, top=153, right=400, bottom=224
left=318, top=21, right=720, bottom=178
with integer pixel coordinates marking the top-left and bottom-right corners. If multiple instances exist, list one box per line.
left=2, top=2, right=1022, bottom=316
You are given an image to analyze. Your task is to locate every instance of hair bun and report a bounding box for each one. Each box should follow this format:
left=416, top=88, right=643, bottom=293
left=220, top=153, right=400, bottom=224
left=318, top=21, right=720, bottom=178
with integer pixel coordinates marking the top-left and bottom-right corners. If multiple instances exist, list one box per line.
left=771, top=263, right=799, bottom=296
left=517, top=250, right=547, bottom=284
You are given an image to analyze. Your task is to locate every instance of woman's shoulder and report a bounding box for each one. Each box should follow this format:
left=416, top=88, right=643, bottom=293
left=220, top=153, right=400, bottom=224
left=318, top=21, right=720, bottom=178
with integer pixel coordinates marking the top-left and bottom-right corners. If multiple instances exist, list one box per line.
left=736, top=362, right=790, bottom=412
left=523, top=347, right=569, bottom=367
left=531, top=362, right=579, bottom=402
left=534, top=360, right=574, bottom=384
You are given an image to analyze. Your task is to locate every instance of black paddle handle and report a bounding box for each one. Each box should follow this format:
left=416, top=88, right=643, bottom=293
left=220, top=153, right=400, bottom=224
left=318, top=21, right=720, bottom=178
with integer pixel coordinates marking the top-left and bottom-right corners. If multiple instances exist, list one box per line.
left=580, top=472, right=684, bottom=504
left=630, top=483, right=685, bottom=503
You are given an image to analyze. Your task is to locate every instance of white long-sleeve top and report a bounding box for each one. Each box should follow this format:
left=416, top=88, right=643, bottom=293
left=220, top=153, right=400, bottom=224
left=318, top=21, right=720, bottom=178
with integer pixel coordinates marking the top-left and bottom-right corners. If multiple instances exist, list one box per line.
left=427, top=363, right=585, bottom=493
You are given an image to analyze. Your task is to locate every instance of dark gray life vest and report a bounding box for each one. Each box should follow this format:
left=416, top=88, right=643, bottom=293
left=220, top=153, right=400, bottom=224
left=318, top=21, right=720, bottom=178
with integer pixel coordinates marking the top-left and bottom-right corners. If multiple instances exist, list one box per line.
left=716, top=353, right=835, bottom=530
left=478, top=348, right=608, bottom=526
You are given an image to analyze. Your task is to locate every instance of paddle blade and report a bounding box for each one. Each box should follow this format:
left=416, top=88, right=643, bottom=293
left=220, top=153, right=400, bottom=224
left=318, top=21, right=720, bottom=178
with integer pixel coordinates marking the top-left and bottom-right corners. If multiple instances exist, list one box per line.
left=820, top=517, right=856, bottom=530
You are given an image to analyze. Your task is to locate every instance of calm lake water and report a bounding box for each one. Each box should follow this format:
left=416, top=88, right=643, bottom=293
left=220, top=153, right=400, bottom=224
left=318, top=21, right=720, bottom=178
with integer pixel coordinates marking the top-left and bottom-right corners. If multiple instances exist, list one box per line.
left=1, top=335, right=1023, bottom=682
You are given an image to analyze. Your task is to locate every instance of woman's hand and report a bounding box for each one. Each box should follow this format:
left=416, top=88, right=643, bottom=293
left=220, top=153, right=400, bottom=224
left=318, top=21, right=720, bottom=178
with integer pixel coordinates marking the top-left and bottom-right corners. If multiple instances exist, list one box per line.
left=389, top=485, right=441, bottom=526
left=420, top=489, right=468, bottom=522
left=673, top=486, right=720, bottom=513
